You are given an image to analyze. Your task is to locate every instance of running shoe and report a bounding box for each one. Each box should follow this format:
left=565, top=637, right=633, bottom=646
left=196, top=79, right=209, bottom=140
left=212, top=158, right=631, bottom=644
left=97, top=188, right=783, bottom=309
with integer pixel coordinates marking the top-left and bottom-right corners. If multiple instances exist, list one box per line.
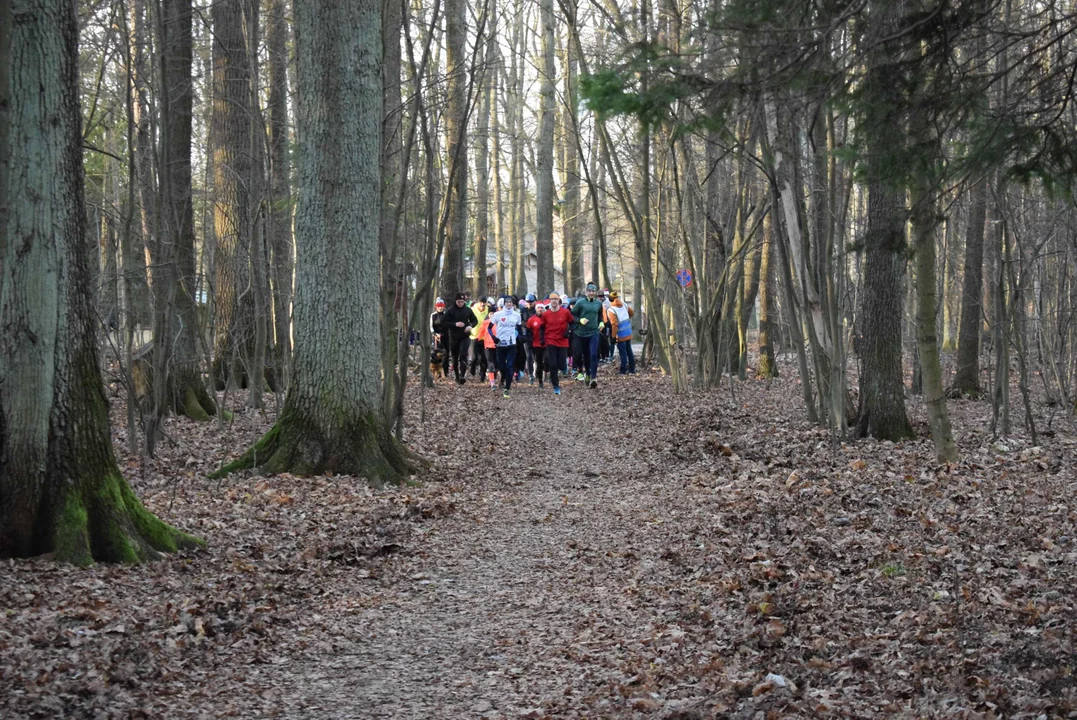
left=575, top=372, right=585, bottom=381
left=503, top=389, right=510, bottom=399
left=553, top=387, right=561, bottom=395
left=589, top=379, right=598, bottom=389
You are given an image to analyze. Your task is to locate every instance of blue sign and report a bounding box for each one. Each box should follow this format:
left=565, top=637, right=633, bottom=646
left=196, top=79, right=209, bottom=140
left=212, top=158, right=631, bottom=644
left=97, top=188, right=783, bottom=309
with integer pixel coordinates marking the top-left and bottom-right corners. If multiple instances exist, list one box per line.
left=676, top=269, right=693, bottom=288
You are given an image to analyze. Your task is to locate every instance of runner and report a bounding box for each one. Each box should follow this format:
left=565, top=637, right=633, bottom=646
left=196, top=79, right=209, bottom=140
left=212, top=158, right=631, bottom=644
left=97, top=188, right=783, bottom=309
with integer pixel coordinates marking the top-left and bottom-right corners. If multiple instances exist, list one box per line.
left=598, top=288, right=613, bottom=364
left=526, top=300, right=547, bottom=388
left=519, top=293, right=537, bottom=382
left=540, top=292, right=573, bottom=396
left=442, top=293, right=475, bottom=384
left=488, top=295, right=523, bottom=398
left=430, top=297, right=449, bottom=377
left=469, top=297, right=491, bottom=379
left=606, top=290, right=636, bottom=374
left=571, top=282, right=605, bottom=389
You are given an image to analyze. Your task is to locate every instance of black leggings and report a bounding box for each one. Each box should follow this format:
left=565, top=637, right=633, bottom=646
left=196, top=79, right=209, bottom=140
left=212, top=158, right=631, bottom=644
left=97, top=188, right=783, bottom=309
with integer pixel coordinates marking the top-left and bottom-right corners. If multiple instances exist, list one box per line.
left=545, top=346, right=568, bottom=389
left=449, top=335, right=470, bottom=377
left=497, top=345, right=518, bottom=389
left=532, top=346, right=546, bottom=383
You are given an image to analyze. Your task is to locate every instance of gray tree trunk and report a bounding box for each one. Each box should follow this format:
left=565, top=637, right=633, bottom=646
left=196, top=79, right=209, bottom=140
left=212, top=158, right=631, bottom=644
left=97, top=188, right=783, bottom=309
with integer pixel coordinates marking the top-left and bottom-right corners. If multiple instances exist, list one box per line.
left=534, top=0, right=556, bottom=296
left=215, top=0, right=411, bottom=482
left=0, top=0, right=198, bottom=564
left=951, top=175, right=986, bottom=394
left=266, top=0, right=292, bottom=392
left=439, top=0, right=467, bottom=300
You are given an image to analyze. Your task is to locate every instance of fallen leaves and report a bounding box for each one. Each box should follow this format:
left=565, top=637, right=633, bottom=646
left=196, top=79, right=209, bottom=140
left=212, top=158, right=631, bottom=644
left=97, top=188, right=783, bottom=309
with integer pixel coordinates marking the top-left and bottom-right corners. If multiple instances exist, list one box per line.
left=3, top=360, right=1076, bottom=718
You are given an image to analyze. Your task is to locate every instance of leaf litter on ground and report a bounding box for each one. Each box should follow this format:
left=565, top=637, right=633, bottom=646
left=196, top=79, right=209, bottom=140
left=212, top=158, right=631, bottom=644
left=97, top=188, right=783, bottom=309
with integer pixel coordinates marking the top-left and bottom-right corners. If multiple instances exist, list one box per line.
left=2, top=354, right=1076, bottom=718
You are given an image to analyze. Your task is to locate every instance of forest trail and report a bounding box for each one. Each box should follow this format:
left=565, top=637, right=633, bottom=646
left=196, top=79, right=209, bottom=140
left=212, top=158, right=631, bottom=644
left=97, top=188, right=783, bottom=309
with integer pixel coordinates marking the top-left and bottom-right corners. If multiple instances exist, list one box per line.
left=283, top=374, right=696, bottom=718
left=4, top=370, right=1074, bottom=719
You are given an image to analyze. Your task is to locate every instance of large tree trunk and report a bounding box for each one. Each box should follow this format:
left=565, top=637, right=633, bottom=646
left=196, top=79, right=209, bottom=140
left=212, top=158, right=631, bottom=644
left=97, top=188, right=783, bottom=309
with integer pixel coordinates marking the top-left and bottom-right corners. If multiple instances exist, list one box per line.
left=146, top=0, right=217, bottom=422
left=853, top=0, right=913, bottom=442
left=126, top=0, right=154, bottom=329
left=560, top=0, right=583, bottom=292
left=210, top=0, right=256, bottom=390
left=266, top=0, right=292, bottom=392
left=534, top=0, right=556, bottom=296
left=0, top=0, right=199, bottom=564
left=439, top=0, right=467, bottom=300
left=214, top=0, right=411, bottom=483
left=855, top=181, right=914, bottom=441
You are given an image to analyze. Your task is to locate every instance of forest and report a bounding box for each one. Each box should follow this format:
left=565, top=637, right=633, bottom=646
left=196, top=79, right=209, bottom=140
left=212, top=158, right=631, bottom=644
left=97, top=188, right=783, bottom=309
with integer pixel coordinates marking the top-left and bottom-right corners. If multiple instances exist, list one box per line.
left=2, top=0, right=1077, bottom=716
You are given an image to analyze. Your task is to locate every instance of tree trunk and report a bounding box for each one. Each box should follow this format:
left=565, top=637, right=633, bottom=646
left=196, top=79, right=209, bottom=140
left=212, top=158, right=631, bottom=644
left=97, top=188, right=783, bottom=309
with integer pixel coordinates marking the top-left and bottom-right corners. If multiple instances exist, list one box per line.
left=214, top=0, right=412, bottom=483
left=757, top=209, right=779, bottom=378
left=1, top=0, right=199, bottom=564
left=153, top=0, right=217, bottom=421
left=210, top=0, right=256, bottom=390
left=439, top=0, right=467, bottom=301
left=472, top=35, right=492, bottom=300
left=534, top=0, right=556, bottom=296
left=560, top=0, right=582, bottom=293
left=126, top=0, right=154, bottom=329
left=266, top=0, right=292, bottom=392
left=853, top=0, right=913, bottom=441
left=855, top=182, right=914, bottom=440
left=951, top=175, right=987, bottom=395
left=911, top=183, right=957, bottom=460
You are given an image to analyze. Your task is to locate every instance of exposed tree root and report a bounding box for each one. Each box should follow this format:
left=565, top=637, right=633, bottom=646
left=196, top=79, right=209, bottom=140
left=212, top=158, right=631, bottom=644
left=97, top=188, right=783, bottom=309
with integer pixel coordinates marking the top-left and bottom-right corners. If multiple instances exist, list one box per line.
left=53, top=473, right=203, bottom=566
left=210, top=402, right=415, bottom=486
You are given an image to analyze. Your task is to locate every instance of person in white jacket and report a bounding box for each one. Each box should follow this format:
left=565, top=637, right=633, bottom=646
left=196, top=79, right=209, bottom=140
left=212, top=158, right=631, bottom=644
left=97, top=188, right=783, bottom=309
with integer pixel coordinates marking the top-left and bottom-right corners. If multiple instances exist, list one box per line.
left=488, top=295, right=523, bottom=398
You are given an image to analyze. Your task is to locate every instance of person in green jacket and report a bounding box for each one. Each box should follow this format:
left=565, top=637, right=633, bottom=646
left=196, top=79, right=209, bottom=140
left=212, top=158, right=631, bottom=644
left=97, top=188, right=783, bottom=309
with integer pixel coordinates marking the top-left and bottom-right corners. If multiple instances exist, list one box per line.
left=571, top=282, right=605, bottom=388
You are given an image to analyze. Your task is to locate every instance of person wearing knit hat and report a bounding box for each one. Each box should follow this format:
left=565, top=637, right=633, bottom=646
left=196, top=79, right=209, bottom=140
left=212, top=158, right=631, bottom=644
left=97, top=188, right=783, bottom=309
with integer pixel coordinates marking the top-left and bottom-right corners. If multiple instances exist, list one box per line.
left=430, top=298, right=449, bottom=378
left=519, top=293, right=538, bottom=383
left=606, top=290, right=636, bottom=374
left=571, top=282, right=605, bottom=389
left=526, top=301, right=548, bottom=388
left=539, top=293, right=573, bottom=395
left=488, top=295, right=523, bottom=398
left=442, top=293, right=476, bottom=383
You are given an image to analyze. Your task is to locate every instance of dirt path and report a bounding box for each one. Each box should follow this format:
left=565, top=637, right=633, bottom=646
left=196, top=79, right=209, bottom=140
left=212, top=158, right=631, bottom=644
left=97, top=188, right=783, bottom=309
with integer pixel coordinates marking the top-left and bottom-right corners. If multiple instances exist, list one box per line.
left=282, top=374, right=713, bottom=718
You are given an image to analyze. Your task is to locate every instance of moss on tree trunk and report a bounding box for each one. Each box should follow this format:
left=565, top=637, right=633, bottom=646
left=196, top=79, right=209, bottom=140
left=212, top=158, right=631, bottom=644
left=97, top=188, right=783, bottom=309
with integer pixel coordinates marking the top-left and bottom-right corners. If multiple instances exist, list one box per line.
left=53, top=474, right=201, bottom=566
left=1, top=0, right=202, bottom=565
left=211, top=400, right=412, bottom=485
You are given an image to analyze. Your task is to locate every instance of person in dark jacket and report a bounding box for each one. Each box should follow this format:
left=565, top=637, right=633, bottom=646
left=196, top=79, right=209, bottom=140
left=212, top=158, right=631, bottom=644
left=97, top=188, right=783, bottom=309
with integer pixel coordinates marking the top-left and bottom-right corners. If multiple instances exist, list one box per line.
left=442, top=293, right=475, bottom=384
left=519, top=293, right=537, bottom=382
left=430, top=298, right=449, bottom=377
left=571, top=282, right=605, bottom=389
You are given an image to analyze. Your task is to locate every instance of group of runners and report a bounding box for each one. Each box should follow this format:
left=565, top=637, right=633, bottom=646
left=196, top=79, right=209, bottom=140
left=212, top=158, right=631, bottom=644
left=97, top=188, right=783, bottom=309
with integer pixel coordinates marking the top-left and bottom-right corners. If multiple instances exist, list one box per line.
left=430, top=282, right=637, bottom=397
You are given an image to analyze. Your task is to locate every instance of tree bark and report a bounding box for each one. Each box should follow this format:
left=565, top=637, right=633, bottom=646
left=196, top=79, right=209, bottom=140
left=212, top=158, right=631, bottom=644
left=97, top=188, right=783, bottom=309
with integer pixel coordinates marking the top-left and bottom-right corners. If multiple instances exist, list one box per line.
left=214, top=0, right=412, bottom=483
left=855, top=184, right=914, bottom=440
left=951, top=175, right=987, bottom=394
left=210, top=0, right=256, bottom=390
left=757, top=210, right=779, bottom=378
left=146, top=0, right=217, bottom=422
left=534, top=0, right=556, bottom=296
left=266, top=0, right=292, bottom=392
left=1, top=0, right=199, bottom=564
left=911, top=184, right=957, bottom=460
left=439, top=0, right=467, bottom=300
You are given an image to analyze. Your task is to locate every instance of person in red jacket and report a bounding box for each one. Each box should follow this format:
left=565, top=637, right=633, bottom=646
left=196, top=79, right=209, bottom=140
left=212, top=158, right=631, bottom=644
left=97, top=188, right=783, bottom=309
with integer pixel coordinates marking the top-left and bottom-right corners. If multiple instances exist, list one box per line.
left=539, top=292, right=574, bottom=395
left=526, top=302, right=548, bottom=388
